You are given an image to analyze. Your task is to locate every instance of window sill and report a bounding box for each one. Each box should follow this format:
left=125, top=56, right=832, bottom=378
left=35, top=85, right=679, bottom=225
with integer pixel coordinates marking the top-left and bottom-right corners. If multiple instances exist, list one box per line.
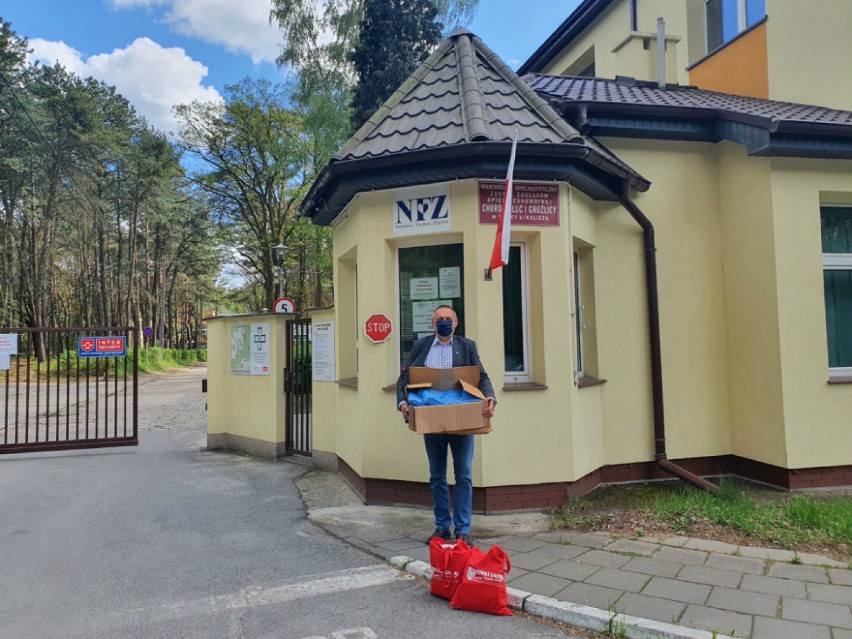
left=828, top=376, right=852, bottom=384
left=336, top=377, right=358, bottom=389
left=382, top=384, right=396, bottom=392
left=576, top=376, right=607, bottom=388
left=502, top=382, right=548, bottom=391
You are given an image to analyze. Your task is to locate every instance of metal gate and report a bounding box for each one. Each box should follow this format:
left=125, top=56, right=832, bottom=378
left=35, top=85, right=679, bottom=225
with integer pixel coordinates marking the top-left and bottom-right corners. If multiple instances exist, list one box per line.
left=284, top=317, right=312, bottom=456
left=0, top=327, right=138, bottom=454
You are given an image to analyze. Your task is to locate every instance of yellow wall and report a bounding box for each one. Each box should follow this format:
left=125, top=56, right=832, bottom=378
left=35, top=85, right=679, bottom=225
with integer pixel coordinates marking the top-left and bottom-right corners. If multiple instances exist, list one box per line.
left=539, top=0, right=699, bottom=85
left=206, top=314, right=288, bottom=451
left=769, top=158, right=852, bottom=468
left=715, top=143, right=786, bottom=467
left=764, top=0, right=852, bottom=110
left=310, top=307, right=337, bottom=462
left=596, top=139, right=732, bottom=463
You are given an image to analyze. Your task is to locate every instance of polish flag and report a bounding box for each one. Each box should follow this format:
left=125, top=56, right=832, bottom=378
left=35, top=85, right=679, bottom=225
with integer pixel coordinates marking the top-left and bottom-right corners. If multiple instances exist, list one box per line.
left=488, top=129, right=518, bottom=276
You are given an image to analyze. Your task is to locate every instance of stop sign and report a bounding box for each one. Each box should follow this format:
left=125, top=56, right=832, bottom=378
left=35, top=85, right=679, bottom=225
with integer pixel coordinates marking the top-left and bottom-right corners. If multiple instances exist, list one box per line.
left=364, top=313, right=393, bottom=343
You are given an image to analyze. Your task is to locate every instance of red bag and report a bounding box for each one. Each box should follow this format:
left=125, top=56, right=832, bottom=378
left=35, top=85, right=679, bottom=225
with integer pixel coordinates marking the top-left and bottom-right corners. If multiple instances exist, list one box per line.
left=450, top=544, right=512, bottom=616
left=429, top=538, right=472, bottom=600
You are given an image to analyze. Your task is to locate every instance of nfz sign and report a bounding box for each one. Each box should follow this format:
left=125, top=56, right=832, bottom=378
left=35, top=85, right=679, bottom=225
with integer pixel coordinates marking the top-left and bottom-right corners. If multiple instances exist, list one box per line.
left=392, top=185, right=451, bottom=237
left=78, top=336, right=127, bottom=358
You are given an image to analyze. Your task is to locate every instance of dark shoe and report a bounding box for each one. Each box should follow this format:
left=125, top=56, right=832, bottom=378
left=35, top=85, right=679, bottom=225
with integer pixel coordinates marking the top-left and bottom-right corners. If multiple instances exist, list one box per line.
left=428, top=528, right=452, bottom=543
left=455, top=533, right=473, bottom=545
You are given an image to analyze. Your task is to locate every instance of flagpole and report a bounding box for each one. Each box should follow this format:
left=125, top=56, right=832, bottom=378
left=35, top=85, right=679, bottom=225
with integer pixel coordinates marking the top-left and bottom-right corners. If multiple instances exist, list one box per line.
left=485, top=129, right=518, bottom=281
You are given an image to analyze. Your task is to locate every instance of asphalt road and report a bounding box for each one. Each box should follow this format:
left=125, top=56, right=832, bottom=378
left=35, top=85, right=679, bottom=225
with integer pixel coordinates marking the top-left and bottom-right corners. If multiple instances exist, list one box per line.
left=0, top=367, right=577, bottom=639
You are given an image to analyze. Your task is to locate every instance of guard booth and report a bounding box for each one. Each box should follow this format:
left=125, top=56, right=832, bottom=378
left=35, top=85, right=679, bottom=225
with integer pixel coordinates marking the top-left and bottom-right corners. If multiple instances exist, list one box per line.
left=301, top=30, right=657, bottom=512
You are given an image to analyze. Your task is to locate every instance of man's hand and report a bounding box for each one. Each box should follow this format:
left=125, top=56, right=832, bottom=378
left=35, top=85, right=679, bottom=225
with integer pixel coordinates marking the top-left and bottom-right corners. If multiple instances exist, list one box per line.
left=482, top=398, right=495, bottom=417
left=400, top=402, right=410, bottom=423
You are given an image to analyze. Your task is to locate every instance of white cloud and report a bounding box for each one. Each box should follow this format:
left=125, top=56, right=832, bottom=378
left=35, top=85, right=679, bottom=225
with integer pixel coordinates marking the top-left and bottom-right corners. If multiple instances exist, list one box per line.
left=164, top=0, right=281, bottom=64
left=108, top=0, right=280, bottom=65
left=28, top=37, right=221, bottom=134
left=106, top=0, right=169, bottom=8
left=28, top=39, right=86, bottom=75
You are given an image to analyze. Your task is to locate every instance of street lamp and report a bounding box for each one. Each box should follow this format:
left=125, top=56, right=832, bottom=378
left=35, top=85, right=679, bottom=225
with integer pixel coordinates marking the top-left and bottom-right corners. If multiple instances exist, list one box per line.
left=271, top=243, right=287, bottom=300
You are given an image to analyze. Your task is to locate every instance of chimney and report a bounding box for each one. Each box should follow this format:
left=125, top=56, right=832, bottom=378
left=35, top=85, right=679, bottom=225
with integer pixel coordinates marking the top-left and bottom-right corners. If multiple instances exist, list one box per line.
left=657, top=17, right=666, bottom=88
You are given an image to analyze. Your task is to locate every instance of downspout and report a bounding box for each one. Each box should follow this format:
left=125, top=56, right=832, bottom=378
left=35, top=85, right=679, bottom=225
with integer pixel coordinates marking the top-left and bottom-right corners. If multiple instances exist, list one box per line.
left=618, top=188, right=719, bottom=494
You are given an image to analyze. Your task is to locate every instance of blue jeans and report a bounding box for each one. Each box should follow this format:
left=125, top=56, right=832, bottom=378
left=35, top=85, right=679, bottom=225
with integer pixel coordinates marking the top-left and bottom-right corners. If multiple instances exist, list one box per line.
left=423, top=434, right=474, bottom=535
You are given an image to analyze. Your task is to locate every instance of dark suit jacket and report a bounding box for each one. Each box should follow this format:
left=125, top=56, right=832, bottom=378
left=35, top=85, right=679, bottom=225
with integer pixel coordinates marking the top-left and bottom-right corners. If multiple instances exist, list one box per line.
left=396, top=334, right=495, bottom=406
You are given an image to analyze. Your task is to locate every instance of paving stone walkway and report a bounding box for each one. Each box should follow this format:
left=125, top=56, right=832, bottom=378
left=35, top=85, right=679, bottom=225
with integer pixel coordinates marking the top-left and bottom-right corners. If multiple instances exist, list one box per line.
left=339, top=526, right=852, bottom=639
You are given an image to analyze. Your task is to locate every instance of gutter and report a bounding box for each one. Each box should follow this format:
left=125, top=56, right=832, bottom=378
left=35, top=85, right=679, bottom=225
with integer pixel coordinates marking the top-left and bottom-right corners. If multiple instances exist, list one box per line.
left=618, top=189, right=719, bottom=494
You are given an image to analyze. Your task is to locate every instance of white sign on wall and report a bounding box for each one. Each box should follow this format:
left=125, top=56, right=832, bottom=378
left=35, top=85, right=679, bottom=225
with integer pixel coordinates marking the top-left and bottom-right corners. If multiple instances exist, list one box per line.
left=392, top=185, right=451, bottom=236
left=312, top=321, right=335, bottom=382
left=439, top=267, right=461, bottom=298
left=230, top=323, right=270, bottom=375
left=250, top=322, right=271, bottom=375
left=410, top=277, right=438, bottom=300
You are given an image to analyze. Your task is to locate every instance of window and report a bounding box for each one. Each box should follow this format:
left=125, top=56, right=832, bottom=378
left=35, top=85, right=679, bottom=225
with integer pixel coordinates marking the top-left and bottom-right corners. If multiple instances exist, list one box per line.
left=502, top=244, right=530, bottom=382
left=822, top=206, right=852, bottom=376
left=398, top=244, right=464, bottom=369
left=573, top=252, right=584, bottom=378
left=573, top=244, right=599, bottom=384
left=706, top=0, right=765, bottom=52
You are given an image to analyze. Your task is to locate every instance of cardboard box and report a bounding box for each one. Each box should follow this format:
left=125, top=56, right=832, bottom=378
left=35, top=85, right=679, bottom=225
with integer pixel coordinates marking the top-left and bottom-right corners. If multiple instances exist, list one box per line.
left=406, top=366, right=491, bottom=435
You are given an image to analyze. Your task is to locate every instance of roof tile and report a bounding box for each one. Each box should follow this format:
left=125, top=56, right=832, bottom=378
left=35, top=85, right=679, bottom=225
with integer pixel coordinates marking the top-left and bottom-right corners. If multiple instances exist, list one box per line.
left=337, top=30, right=591, bottom=162
left=526, top=75, right=852, bottom=128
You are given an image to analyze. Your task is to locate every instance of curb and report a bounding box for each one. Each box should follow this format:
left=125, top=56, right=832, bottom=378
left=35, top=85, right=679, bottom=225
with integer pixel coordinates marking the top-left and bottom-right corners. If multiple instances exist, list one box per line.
left=389, top=556, right=736, bottom=639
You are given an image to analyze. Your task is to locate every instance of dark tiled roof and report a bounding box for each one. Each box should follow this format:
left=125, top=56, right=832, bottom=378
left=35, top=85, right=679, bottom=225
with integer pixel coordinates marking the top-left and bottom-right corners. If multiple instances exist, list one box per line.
left=337, top=30, right=585, bottom=161
left=302, top=31, right=650, bottom=224
left=526, top=75, right=852, bottom=128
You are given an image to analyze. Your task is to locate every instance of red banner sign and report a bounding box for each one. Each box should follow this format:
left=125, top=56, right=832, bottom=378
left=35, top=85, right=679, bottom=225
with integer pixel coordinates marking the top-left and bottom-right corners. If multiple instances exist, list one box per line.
left=478, top=181, right=560, bottom=227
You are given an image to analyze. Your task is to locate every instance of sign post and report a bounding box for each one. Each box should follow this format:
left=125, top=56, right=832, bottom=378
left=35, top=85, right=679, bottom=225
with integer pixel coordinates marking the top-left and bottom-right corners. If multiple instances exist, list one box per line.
left=364, top=313, right=393, bottom=343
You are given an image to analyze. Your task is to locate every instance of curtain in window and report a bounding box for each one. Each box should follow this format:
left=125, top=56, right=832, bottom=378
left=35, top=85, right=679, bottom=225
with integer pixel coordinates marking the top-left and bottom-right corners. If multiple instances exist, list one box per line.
left=821, top=207, right=852, bottom=368
left=501, top=246, right=524, bottom=373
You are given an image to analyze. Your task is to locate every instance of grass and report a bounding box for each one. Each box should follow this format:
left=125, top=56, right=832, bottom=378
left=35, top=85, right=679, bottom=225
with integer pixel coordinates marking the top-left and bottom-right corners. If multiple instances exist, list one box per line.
left=551, top=479, right=852, bottom=558
left=653, top=481, right=852, bottom=547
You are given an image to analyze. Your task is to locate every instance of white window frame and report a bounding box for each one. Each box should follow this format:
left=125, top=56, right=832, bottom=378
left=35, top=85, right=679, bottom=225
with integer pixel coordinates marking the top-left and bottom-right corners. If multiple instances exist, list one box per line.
left=822, top=205, right=852, bottom=379
left=823, top=255, right=852, bottom=380
left=573, top=251, right=584, bottom=380
left=705, top=0, right=763, bottom=52
left=503, top=242, right=531, bottom=384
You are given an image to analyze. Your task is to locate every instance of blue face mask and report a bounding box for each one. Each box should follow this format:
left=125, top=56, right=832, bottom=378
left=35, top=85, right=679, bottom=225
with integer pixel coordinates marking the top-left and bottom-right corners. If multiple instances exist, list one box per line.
left=435, top=319, right=454, bottom=337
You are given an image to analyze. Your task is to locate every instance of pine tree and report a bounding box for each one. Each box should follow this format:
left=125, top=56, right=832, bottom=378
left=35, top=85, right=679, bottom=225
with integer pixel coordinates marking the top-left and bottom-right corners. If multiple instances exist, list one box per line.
left=350, top=0, right=442, bottom=130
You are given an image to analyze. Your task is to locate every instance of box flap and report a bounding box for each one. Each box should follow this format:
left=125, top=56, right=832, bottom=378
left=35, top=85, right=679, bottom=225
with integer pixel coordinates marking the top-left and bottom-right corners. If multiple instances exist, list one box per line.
left=457, top=379, right=486, bottom=400
left=409, top=366, right=480, bottom=390
left=406, top=382, right=432, bottom=390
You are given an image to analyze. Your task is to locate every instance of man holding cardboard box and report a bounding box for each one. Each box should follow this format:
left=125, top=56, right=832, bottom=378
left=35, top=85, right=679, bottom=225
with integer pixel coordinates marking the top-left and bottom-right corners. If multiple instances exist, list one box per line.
left=396, top=305, right=496, bottom=545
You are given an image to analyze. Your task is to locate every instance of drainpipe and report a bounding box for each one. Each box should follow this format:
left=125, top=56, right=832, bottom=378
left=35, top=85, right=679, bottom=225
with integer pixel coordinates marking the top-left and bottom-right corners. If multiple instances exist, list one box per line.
left=619, top=189, right=719, bottom=494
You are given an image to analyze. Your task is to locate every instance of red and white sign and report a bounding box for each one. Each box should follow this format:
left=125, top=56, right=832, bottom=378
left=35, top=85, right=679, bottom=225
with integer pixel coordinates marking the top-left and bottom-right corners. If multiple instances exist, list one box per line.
left=273, top=297, right=297, bottom=313
left=364, top=313, right=393, bottom=343
left=80, top=339, right=95, bottom=353
left=479, top=181, right=560, bottom=227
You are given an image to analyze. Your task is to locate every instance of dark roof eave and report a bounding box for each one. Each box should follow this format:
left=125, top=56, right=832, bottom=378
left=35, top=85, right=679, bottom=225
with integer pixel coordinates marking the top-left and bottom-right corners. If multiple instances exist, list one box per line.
left=517, top=0, right=614, bottom=75
left=301, top=142, right=648, bottom=226
left=548, top=98, right=852, bottom=157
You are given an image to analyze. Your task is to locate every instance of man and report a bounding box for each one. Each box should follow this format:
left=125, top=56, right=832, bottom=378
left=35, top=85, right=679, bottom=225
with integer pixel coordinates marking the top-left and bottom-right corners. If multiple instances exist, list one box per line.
left=396, top=304, right=496, bottom=545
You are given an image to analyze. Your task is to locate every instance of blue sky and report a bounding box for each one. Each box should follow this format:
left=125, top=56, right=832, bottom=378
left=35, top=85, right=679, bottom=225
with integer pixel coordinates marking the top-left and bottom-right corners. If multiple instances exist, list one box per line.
left=0, top=0, right=580, bottom=134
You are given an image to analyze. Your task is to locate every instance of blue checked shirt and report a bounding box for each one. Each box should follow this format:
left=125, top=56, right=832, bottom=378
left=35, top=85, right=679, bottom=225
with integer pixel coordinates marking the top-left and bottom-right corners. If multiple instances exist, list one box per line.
left=424, top=336, right=454, bottom=369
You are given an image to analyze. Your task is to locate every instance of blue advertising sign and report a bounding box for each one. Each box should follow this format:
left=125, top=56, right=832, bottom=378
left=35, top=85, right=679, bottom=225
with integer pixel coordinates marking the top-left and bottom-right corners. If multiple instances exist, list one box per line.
left=78, top=336, right=127, bottom=358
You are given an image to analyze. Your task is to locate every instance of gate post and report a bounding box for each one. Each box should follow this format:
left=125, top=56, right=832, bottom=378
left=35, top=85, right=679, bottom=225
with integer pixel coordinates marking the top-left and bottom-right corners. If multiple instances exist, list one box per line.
left=205, top=313, right=291, bottom=458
